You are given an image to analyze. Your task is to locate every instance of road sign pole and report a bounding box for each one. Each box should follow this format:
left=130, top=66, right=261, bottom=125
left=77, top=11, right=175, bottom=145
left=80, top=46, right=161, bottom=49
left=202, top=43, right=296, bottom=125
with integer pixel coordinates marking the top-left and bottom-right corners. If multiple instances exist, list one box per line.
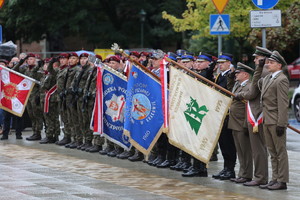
left=262, top=28, right=266, bottom=48
left=218, top=35, right=222, bottom=55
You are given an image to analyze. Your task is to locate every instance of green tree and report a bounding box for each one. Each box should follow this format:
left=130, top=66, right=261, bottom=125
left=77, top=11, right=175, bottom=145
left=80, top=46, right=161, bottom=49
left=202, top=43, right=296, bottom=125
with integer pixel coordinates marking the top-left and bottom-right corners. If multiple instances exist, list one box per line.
left=0, top=0, right=186, bottom=51
left=162, top=0, right=297, bottom=59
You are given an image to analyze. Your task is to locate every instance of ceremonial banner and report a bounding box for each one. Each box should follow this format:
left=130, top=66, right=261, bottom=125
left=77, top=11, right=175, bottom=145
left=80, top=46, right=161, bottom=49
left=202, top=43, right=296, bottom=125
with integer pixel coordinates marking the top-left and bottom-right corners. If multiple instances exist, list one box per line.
left=102, top=67, right=131, bottom=150
left=0, top=67, right=36, bottom=117
left=168, top=66, right=232, bottom=164
left=124, top=65, right=164, bottom=155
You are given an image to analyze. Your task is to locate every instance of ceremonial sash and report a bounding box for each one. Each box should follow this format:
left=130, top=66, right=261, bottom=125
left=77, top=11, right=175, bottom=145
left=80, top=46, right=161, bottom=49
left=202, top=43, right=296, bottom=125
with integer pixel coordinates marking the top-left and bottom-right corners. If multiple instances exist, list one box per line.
left=93, top=67, right=103, bottom=135
left=247, top=101, right=263, bottom=133
left=44, top=85, right=57, bottom=113
left=124, top=60, right=131, bottom=79
left=160, top=58, right=168, bottom=132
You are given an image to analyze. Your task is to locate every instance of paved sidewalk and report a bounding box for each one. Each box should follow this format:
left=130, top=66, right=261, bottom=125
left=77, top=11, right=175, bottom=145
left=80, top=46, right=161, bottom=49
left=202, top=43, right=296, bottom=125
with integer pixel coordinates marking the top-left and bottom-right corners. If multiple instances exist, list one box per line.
left=0, top=126, right=299, bottom=200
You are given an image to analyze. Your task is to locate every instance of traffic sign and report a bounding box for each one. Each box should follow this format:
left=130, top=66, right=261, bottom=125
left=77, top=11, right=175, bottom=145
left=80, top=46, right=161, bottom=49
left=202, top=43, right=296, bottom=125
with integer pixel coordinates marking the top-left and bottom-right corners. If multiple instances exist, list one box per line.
left=250, top=10, right=281, bottom=28
left=0, top=0, right=4, bottom=9
left=211, top=0, right=229, bottom=14
left=252, top=0, right=279, bottom=10
left=210, top=14, right=230, bottom=35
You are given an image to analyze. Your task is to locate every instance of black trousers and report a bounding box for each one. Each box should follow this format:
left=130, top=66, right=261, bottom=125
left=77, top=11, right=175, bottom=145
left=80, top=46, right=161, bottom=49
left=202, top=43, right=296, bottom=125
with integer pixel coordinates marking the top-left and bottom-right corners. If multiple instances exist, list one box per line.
left=2, top=110, right=23, bottom=137
left=218, top=116, right=236, bottom=170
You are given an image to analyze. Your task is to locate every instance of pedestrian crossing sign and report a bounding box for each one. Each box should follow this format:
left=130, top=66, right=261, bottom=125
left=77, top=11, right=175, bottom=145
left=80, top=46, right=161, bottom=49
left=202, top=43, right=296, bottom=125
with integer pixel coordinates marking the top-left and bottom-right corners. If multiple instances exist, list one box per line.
left=210, top=14, right=230, bottom=35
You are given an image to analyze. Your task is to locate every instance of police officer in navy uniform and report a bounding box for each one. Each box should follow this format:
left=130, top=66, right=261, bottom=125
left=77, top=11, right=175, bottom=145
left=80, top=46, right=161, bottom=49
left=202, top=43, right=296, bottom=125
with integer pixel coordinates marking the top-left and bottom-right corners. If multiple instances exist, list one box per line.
left=182, top=52, right=216, bottom=177
left=212, top=53, right=237, bottom=180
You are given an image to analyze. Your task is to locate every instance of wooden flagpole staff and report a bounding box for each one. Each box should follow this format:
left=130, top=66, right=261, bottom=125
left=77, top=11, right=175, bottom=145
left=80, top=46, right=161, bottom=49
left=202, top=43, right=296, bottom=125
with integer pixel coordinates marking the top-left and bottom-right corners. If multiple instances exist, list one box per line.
left=111, top=43, right=161, bottom=82
left=166, top=58, right=235, bottom=97
left=166, top=58, right=300, bottom=135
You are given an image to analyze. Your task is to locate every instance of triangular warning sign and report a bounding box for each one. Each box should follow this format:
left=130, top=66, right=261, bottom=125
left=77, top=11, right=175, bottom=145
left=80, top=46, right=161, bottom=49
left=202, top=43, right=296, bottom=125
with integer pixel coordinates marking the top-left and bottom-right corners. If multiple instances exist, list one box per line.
left=211, top=16, right=229, bottom=32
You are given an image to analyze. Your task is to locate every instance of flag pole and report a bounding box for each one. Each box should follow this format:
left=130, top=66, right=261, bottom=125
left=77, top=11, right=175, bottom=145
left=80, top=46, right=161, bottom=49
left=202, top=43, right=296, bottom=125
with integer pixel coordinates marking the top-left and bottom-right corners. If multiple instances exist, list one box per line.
left=0, top=65, right=41, bottom=85
left=166, top=58, right=235, bottom=97
left=166, top=58, right=300, bottom=134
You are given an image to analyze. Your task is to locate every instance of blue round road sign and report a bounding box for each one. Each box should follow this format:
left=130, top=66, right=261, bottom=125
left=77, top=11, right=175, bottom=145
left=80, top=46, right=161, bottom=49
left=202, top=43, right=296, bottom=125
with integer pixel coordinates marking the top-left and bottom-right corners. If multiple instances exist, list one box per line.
left=252, top=0, right=279, bottom=9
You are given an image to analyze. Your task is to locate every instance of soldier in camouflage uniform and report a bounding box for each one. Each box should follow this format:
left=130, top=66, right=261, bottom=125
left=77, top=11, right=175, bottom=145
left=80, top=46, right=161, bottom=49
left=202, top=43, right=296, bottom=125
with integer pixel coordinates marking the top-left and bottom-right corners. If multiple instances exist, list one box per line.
left=84, top=55, right=105, bottom=153
left=56, top=53, right=72, bottom=146
left=64, top=52, right=81, bottom=149
left=13, top=53, right=44, bottom=141
left=39, top=58, right=60, bottom=144
left=71, top=53, right=94, bottom=150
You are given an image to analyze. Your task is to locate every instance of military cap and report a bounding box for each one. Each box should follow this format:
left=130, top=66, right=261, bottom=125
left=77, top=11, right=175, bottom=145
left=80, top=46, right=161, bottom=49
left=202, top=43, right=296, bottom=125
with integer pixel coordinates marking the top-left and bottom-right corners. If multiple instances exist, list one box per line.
left=109, top=55, right=120, bottom=63
left=27, top=53, right=36, bottom=58
left=35, top=54, right=41, bottom=59
left=268, top=51, right=287, bottom=66
left=236, top=62, right=254, bottom=74
left=130, top=51, right=140, bottom=58
left=176, top=49, right=186, bottom=56
left=139, top=51, right=151, bottom=57
left=167, top=52, right=177, bottom=61
left=96, top=54, right=102, bottom=61
left=152, top=49, right=165, bottom=59
left=59, top=53, right=69, bottom=59
left=252, top=46, right=272, bottom=57
left=79, top=53, right=89, bottom=58
left=69, top=52, right=78, bottom=58
left=181, top=52, right=194, bottom=62
left=217, top=52, right=233, bottom=62
left=44, top=58, right=51, bottom=63
left=103, top=58, right=109, bottom=63
left=197, top=52, right=213, bottom=62
left=0, top=59, right=8, bottom=65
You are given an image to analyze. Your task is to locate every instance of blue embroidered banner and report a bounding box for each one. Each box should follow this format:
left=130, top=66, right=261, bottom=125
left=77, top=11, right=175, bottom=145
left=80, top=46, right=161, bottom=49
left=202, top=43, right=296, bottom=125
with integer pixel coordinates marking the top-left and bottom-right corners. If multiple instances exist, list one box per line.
left=124, top=65, right=164, bottom=155
left=102, top=68, right=131, bottom=150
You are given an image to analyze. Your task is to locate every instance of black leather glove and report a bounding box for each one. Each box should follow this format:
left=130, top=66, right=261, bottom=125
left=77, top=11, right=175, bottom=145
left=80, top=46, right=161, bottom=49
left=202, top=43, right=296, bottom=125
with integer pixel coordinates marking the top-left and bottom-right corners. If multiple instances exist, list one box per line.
left=50, top=57, right=58, bottom=64
left=276, top=126, right=285, bottom=137
left=243, top=128, right=249, bottom=135
left=35, top=95, right=40, bottom=106
left=19, top=56, right=29, bottom=65
left=258, top=58, right=266, bottom=68
left=37, top=60, right=44, bottom=68
left=208, top=60, right=217, bottom=70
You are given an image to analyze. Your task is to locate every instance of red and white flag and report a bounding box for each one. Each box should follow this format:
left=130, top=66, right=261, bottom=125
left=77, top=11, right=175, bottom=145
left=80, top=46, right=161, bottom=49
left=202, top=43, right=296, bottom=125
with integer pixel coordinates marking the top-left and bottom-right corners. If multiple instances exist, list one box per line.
left=91, top=65, right=103, bottom=135
left=0, top=67, right=36, bottom=117
left=160, top=57, right=169, bottom=131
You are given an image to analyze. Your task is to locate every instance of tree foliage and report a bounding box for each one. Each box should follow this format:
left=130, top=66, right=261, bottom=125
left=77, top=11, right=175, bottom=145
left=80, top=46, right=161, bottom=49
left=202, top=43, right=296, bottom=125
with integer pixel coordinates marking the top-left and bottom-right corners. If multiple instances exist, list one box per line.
left=162, top=0, right=298, bottom=50
left=249, top=2, right=300, bottom=52
left=0, top=0, right=186, bottom=51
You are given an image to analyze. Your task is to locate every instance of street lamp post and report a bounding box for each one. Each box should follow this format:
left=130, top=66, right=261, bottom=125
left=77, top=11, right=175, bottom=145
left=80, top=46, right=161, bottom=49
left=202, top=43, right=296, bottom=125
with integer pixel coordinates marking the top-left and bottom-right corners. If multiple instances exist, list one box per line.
left=139, top=9, right=146, bottom=48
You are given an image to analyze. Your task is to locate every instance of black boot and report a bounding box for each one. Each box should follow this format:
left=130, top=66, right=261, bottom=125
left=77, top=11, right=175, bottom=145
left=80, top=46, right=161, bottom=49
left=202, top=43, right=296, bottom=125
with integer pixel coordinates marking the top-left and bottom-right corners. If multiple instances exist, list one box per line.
left=151, top=155, right=164, bottom=167
left=81, top=143, right=93, bottom=151
left=156, top=159, right=176, bottom=168
left=56, top=137, right=71, bottom=146
left=69, top=141, right=82, bottom=149
left=40, top=137, right=54, bottom=144
left=212, top=168, right=227, bottom=179
left=87, top=145, right=102, bottom=153
left=128, top=151, right=144, bottom=162
left=99, top=145, right=114, bottom=155
left=170, top=161, right=183, bottom=170
left=26, top=133, right=41, bottom=141
left=117, top=150, right=134, bottom=159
